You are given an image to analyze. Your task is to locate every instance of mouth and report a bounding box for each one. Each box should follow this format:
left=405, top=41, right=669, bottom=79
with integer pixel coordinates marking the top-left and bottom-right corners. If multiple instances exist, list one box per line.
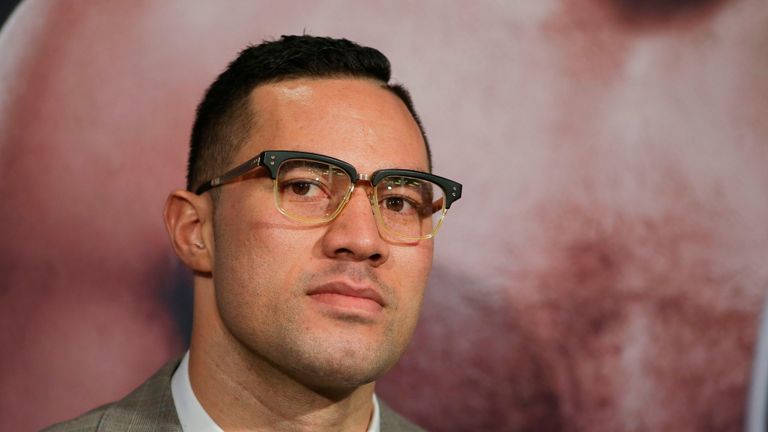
left=307, top=281, right=386, bottom=315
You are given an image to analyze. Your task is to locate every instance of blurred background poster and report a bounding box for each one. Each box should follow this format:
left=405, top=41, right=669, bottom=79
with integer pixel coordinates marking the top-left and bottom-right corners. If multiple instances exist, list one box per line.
left=1, top=1, right=767, bottom=431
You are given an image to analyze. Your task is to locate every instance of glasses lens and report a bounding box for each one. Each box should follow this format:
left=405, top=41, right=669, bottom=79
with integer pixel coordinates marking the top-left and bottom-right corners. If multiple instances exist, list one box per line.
left=276, top=159, right=352, bottom=222
left=375, top=175, right=446, bottom=239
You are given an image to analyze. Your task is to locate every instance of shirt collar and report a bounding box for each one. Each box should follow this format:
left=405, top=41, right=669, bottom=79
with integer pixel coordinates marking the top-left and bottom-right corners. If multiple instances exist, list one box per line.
left=171, top=351, right=380, bottom=432
left=171, top=352, right=223, bottom=431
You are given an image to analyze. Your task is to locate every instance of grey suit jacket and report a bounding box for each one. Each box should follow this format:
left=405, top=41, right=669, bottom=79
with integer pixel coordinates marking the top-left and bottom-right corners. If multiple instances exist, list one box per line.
left=43, top=358, right=424, bottom=432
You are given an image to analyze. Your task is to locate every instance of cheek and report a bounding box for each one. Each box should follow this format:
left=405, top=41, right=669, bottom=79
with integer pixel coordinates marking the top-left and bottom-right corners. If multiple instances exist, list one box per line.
left=212, top=203, right=286, bottom=303
left=394, top=238, right=433, bottom=274
left=390, top=241, right=434, bottom=312
left=212, top=224, right=314, bottom=344
left=216, top=221, right=312, bottom=288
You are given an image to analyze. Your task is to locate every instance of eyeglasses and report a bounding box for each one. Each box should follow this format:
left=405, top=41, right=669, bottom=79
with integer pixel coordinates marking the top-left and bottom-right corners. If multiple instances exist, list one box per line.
left=195, top=150, right=462, bottom=241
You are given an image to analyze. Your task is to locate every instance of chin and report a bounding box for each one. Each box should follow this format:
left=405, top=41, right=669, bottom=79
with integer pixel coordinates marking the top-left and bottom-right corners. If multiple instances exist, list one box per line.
left=288, top=341, right=401, bottom=393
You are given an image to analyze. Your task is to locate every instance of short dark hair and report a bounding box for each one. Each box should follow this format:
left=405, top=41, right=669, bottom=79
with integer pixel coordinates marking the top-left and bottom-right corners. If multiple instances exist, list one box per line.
left=186, top=35, right=431, bottom=192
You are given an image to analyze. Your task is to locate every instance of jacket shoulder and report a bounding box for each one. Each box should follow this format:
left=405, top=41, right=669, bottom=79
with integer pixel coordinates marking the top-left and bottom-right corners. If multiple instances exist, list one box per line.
left=41, top=404, right=109, bottom=432
left=41, top=357, right=182, bottom=432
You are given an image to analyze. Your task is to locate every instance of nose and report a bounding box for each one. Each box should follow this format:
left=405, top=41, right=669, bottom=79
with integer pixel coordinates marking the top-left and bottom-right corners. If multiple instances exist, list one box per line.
left=320, top=186, right=389, bottom=266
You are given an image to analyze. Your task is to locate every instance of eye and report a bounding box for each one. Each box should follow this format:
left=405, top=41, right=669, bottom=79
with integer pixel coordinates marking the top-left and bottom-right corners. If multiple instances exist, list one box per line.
left=385, top=196, right=404, bottom=212
left=290, top=182, right=312, bottom=196
left=281, top=180, right=328, bottom=200
left=381, top=196, right=419, bottom=214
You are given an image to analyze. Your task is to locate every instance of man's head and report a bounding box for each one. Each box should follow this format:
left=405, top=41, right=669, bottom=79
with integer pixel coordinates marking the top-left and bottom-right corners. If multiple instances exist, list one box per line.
left=186, top=35, right=432, bottom=194
left=164, top=36, right=458, bottom=396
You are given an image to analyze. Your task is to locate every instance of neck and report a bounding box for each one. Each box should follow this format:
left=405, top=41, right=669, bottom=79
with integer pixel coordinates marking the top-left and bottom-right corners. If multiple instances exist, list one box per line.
left=188, top=281, right=375, bottom=431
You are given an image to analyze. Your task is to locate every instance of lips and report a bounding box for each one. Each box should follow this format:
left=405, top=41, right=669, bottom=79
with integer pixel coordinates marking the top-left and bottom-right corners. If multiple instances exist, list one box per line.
left=307, top=281, right=386, bottom=314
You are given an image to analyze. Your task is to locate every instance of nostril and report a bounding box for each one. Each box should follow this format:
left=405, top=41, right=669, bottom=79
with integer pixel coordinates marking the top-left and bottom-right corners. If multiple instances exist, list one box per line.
left=334, top=247, right=354, bottom=256
left=333, top=248, right=382, bottom=263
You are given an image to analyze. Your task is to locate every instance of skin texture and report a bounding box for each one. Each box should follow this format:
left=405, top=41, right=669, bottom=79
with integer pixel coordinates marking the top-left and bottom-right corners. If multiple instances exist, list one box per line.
left=163, top=78, right=433, bottom=430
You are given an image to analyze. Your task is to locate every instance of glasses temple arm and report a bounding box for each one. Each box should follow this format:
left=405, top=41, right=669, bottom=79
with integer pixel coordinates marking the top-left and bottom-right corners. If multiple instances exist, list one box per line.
left=195, top=155, right=263, bottom=195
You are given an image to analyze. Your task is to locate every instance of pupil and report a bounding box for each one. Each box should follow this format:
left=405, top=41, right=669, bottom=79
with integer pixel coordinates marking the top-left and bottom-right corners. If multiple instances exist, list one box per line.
left=386, top=197, right=404, bottom=212
left=291, top=183, right=310, bottom=195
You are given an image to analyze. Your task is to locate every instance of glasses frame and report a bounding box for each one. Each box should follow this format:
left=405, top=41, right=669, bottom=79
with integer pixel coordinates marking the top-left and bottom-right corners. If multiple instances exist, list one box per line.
left=195, top=150, right=463, bottom=240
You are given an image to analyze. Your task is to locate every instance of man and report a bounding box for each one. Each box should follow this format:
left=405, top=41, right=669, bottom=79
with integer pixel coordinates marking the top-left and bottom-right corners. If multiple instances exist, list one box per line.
left=45, top=35, right=461, bottom=431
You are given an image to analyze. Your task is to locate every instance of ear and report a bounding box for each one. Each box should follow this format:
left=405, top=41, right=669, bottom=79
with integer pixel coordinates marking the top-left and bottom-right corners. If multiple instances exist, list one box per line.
left=163, top=189, right=214, bottom=273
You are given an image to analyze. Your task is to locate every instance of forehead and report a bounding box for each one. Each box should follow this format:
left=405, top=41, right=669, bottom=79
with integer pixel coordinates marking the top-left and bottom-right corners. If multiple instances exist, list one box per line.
left=242, top=78, right=429, bottom=173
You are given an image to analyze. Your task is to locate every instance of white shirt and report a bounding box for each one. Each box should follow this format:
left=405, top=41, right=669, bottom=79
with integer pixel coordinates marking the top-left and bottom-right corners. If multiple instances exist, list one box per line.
left=171, top=351, right=380, bottom=432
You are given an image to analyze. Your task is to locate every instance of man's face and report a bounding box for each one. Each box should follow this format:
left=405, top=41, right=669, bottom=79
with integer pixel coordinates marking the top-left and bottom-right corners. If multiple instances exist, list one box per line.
left=208, top=78, right=433, bottom=391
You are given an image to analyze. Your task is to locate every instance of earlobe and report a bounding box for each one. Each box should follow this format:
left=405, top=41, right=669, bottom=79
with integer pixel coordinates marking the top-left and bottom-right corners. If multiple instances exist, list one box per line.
left=163, top=190, right=213, bottom=273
